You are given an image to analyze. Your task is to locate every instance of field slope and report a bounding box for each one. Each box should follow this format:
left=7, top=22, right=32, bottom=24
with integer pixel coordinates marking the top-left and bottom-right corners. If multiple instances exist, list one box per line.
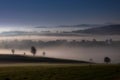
left=0, top=54, right=89, bottom=63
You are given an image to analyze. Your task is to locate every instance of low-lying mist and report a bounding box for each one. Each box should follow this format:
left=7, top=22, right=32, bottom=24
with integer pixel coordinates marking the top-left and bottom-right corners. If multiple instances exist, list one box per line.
left=0, top=47, right=120, bottom=63
left=0, top=35, right=120, bottom=63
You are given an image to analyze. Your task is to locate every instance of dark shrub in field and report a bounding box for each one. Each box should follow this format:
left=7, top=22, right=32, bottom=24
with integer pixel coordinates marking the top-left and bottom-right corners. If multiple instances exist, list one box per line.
left=104, top=57, right=111, bottom=64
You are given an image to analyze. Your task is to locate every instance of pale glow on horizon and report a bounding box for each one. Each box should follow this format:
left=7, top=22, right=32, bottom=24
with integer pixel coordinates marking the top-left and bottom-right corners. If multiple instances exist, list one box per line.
left=0, top=25, right=33, bottom=33
left=0, top=27, right=12, bottom=33
left=0, top=26, right=25, bottom=33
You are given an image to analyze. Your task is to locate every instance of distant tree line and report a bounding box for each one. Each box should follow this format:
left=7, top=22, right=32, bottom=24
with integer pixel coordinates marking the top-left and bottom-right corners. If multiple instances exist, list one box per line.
left=0, top=39, right=120, bottom=49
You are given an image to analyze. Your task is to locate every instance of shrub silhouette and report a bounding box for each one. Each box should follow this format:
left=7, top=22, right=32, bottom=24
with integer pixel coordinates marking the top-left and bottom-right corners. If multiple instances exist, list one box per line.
left=24, top=52, right=26, bottom=55
left=11, top=49, right=15, bottom=55
left=31, top=46, right=37, bottom=56
left=104, top=57, right=111, bottom=64
left=43, top=51, right=46, bottom=56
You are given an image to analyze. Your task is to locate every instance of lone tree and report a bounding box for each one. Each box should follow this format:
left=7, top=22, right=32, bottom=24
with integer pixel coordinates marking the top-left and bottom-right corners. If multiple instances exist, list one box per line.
left=11, top=49, right=15, bottom=55
left=104, top=57, right=111, bottom=64
left=31, top=46, right=37, bottom=56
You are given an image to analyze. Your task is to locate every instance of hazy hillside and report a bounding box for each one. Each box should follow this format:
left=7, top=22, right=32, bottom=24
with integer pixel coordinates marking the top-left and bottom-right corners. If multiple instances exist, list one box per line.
left=73, top=24, right=120, bottom=35
left=0, top=54, right=90, bottom=63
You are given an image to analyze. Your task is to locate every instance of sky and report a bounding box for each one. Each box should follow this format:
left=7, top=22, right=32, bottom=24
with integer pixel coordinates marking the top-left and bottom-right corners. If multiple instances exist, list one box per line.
left=0, top=0, right=120, bottom=27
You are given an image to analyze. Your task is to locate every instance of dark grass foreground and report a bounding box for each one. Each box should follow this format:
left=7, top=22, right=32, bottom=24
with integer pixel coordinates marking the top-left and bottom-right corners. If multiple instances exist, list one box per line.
left=0, top=64, right=120, bottom=80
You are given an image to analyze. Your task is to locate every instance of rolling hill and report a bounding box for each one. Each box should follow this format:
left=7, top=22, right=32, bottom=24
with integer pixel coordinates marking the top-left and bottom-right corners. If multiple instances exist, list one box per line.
left=0, top=54, right=90, bottom=63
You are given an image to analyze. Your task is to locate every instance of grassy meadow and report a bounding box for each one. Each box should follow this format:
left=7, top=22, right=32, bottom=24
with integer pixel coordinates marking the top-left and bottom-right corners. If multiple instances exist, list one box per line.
left=0, top=64, right=120, bottom=80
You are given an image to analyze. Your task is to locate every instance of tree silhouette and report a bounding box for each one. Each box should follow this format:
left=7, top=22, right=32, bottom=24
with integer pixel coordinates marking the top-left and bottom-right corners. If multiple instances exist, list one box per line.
left=31, top=46, right=37, bottom=56
left=104, top=57, right=111, bottom=64
left=11, top=49, right=15, bottom=55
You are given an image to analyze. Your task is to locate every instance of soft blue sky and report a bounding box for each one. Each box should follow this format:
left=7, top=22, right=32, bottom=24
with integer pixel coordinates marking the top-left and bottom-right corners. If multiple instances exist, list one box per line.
left=0, top=0, right=120, bottom=27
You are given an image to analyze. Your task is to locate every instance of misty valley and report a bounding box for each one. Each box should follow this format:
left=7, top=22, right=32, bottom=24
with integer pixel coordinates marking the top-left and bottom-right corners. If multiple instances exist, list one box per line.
left=0, top=0, right=120, bottom=80
left=0, top=24, right=120, bottom=63
left=0, top=35, right=120, bottom=63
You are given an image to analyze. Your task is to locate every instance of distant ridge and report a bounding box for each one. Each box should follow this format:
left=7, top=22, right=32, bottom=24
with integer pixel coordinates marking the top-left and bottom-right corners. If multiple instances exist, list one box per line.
left=0, top=54, right=90, bottom=63
left=57, top=24, right=100, bottom=27
left=73, top=24, right=120, bottom=35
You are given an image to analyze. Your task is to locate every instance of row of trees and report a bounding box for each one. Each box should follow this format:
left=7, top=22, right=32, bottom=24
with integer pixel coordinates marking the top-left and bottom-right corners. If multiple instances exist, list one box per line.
left=89, top=57, right=111, bottom=64
left=11, top=46, right=46, bottom=56
left=11, top=46, right=111, bottom=64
